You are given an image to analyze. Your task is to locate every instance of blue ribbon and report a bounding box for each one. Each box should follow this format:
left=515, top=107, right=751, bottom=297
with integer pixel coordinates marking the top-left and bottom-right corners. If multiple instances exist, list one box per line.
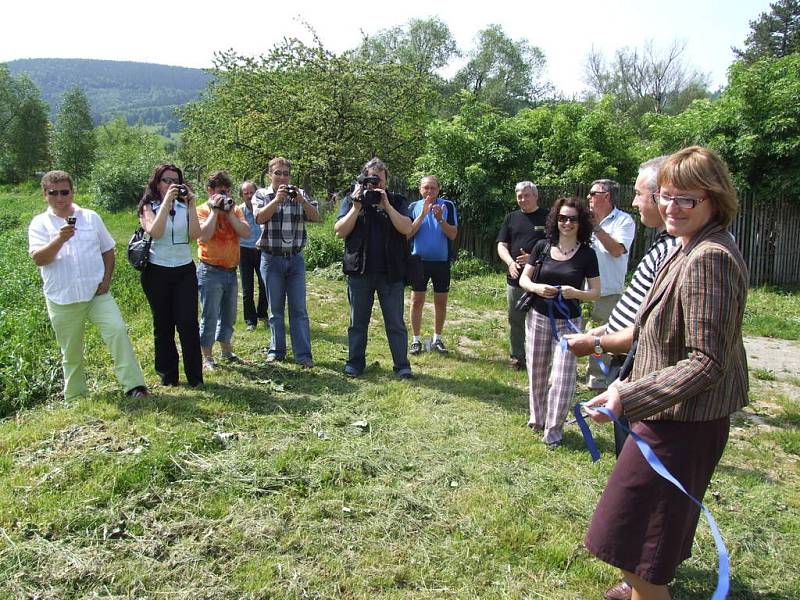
left=574, top=404, right=730, bottom=600
left=546, top=290, right=609, bottom=376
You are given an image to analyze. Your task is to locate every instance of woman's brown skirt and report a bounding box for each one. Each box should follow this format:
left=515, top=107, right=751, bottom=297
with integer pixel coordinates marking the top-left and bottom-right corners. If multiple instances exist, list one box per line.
left=584, top=417, right=730, bottom=585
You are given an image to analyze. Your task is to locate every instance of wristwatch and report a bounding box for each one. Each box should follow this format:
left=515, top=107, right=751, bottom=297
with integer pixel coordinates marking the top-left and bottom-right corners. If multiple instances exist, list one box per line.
left=593, top=336, right=603, bottom=355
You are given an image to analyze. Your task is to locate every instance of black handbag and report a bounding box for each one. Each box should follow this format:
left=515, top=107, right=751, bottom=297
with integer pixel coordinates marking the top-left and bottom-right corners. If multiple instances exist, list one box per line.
left=514, top=242, right=550, bottom=313
left=127, top=227, right=152, bottom=271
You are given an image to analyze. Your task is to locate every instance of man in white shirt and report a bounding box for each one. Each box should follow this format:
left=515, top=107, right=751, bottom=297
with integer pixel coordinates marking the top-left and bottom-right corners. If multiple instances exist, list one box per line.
left=28, top=171, right=148, bottom=400
left=586, top=179, right=636, bottom=390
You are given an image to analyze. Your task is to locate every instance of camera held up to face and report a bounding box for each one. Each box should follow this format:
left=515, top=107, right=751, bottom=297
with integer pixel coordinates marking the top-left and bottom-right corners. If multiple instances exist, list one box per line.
left=284, top=185, right=299, bottom=201
left=214, top=194, right=234, bottom=212
left=356, top=174, right=382, bottom=207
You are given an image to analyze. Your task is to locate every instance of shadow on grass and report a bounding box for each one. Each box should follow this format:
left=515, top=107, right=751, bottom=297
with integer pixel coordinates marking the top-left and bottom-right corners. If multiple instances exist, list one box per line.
left=113, top=361, right=359, bottom=419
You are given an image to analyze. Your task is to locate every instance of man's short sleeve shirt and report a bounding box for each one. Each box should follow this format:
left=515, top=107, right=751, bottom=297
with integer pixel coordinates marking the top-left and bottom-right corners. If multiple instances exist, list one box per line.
left=496, top=207, right=548, bottom=286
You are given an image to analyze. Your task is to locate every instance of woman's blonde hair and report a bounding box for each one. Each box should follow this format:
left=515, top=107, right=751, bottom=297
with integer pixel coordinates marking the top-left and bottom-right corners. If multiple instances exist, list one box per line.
left=657, top=146, right=738, bottom=227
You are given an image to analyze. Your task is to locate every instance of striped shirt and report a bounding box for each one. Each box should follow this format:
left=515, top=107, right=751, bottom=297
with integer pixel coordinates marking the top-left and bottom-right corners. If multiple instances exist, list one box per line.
left=606, top=231, right=678, bottom=333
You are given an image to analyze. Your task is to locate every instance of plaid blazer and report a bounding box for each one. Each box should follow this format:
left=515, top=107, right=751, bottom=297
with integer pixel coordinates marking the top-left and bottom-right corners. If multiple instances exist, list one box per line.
left=616, top=220, right=749, bottom=422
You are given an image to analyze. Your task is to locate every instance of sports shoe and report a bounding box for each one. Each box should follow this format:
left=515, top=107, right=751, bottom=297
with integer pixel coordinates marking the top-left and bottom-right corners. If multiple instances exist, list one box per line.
left=410, top=340, right=422, bottom=355
left=509, top=356, right=525, bottom=371
left=432, top=339, right=448, bottom=354
left=125, top=386, right=150, bottom=398
left=202, top=357, right=217, bottom=371
left=221, top=352, right=242, bottom=363
left=298, top=360, right=314, bottom=369
left=246, top=323, right=256, bottom=332
left=265, top=354, right=282, bottom=363
left=396, top=368, right=413, bottom=379
left=343, top=365, right=361, bottom=378
left=603, top=581, right=632, bottom=600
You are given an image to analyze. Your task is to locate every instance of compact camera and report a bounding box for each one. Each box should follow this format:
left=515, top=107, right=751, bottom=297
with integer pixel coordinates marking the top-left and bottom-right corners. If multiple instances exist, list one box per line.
left=356, top=174, right=382, bottom=207
left=285, top=185, right=298, bottom=200
left=176, top=184, right=188, bottom=198
left=66, top=216, right=77, bottom=225
left=215, top=194, right=234, bottom=212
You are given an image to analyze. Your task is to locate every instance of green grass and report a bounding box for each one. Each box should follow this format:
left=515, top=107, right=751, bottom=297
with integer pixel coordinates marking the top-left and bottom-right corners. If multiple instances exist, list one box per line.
left=0, top=185, right=799, bottom=598
left=743, top=285, right=800, bottom=339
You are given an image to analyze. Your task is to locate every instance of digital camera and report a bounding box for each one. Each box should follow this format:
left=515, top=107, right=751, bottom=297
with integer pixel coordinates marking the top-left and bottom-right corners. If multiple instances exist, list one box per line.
left=216, top=194, right=234, bottom=212
left=66, top=216, right=77, bottom=225
left=356, top=174, right=382, bottom=207
left=176, top=184, right=189, bottom=198
left=285, top=185, right=298, bottom=200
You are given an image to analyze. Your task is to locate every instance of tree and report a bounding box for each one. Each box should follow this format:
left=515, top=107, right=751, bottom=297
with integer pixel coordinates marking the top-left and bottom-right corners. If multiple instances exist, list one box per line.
left=353, top=17, right=459, bottom=75
left=90, top=118, right=168, bottom=211
left=415, top=94, right=642, bottom=249
left=51, top=86, right=96, bottom=179
left=645, top=54, right=800, bottom=197
left=452, top=25, right=552, bottom=113
left=584, top=40, right=709, bottom=121
left=734, top=0, right=800, bottom=62
left=179, top=39, right=435, bottom=196
left=0, top=66, right=50, bottom=183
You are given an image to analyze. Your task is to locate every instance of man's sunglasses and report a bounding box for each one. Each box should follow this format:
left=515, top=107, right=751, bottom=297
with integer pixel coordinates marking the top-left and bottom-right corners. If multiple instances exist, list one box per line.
left=47, top=189, right=71, bottom=196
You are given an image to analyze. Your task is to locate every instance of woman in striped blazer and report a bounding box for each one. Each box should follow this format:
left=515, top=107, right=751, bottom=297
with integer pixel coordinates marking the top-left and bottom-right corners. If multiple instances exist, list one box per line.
left=583, top=146, right=749, bottom=600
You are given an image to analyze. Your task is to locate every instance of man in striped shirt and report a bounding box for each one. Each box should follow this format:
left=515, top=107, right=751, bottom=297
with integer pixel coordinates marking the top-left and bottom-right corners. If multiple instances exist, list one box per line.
left=567, top=157, right=678, bottom=451
left=566, top=156, right=677, bottom=600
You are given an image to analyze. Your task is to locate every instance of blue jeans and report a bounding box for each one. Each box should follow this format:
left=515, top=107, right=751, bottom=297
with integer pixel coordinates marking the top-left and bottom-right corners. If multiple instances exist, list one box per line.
left=346, top=273, right=409, bottom=374
left=260, top=251, right=312, bottom=363
left=197, top=262, right=238, bottom=347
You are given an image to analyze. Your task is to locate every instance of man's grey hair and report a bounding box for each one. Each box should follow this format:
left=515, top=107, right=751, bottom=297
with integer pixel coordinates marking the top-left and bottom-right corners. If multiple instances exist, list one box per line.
left=638, top=156, right=668, bottom=193
left=514, top=181, right=538, bottom=195
left=591, top=178, right=620, bottom=206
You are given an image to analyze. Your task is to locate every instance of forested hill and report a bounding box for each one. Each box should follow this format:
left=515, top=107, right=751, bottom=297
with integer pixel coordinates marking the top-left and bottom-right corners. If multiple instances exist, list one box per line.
left=6, top=58, right=213, bottom=131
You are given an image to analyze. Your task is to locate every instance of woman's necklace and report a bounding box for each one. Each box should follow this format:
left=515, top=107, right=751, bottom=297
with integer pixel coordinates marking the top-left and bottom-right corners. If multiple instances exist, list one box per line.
left=556, top=242, right=579, bottom=256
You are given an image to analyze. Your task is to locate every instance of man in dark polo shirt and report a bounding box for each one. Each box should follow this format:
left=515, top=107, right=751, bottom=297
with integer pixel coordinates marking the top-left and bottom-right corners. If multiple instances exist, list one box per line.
left=496, top=181, right=547, bottom=370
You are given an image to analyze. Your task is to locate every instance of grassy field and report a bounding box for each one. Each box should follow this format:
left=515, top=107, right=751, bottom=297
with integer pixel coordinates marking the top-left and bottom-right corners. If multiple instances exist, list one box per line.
left=0, top=187, right=798, bottom=599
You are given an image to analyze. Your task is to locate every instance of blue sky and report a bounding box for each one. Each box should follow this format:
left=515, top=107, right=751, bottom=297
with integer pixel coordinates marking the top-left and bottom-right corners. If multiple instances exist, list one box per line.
left=4, top=0, right=772, bottom=95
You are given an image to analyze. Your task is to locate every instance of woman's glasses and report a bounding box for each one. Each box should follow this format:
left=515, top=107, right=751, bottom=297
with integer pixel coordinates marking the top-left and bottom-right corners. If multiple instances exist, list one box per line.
left=656, top=193, right=705, bottom=209
left=557, top=214, right=579, bottom=223
left=160, top=176, right=180, bottom=185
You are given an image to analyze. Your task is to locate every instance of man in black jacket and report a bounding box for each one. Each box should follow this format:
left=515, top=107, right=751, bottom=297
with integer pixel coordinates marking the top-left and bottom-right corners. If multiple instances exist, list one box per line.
left=335, top=158, right=413, bottom=378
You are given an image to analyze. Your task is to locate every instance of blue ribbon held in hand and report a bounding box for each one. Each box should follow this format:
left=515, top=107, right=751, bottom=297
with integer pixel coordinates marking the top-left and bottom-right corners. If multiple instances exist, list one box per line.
left=574, top=403, right=730, bottom=600
left=546, top=290, right=609, bottom=376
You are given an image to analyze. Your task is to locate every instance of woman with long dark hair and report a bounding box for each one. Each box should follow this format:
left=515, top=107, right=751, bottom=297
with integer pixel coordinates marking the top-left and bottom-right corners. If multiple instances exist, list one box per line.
left=138, top=164, right=203, bottom=387
left=519, top=197, right=600, bottom=448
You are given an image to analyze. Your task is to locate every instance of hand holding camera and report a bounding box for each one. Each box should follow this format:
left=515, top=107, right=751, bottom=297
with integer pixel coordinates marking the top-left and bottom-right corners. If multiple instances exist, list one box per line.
left=213, top=193, right=234, bottom=212
left=356, top=174, right=383, bottom=208
left=59, top=217, right=77, bottom=242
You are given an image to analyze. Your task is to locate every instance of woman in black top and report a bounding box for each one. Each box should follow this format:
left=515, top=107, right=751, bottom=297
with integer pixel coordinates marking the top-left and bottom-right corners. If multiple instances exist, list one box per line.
left=519, top=197, right=600, bottom=448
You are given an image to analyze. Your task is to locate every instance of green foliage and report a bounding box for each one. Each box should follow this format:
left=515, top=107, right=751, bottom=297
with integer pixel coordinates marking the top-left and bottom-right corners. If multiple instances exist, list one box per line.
left=451, top=249, right=493, bottom=280
left=180, top=40, right=435, bottom=196
left=352, top=17, right=459, bottom=75
left=0, top=191, right=62, bottom=414
left=415, top=94, right=642, bottom=243
left=304, top=210, right=344, bottom=271
left=51, top=86, right=96, bottom=180
left=452, top=25, right=552, bottom=113
left=0, top=66, right=50, bottom=183
left=734, top=0, right=800, bottom=62
left=90, top=118, right=168, bottom=212
left=645, top=54, right=800, bottom=197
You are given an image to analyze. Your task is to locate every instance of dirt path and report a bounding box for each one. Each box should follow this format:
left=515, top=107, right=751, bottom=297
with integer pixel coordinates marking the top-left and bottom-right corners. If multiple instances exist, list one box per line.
left=744, top=336, right=800, bottom=379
